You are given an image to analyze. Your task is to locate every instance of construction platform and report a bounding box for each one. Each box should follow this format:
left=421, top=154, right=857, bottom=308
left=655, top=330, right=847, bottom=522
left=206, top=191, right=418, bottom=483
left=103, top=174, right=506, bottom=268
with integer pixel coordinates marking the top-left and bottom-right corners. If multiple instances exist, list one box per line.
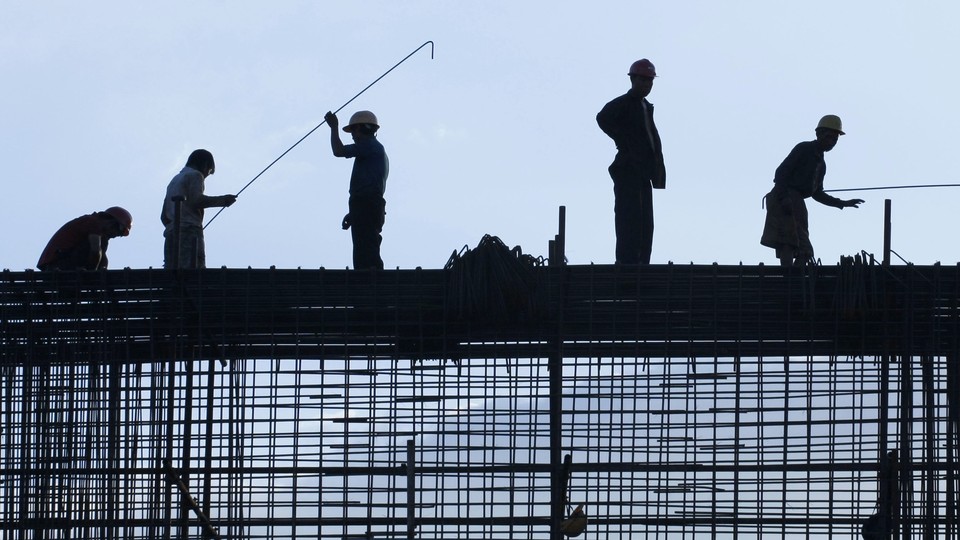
left=0, top=262, right=957, bottom=539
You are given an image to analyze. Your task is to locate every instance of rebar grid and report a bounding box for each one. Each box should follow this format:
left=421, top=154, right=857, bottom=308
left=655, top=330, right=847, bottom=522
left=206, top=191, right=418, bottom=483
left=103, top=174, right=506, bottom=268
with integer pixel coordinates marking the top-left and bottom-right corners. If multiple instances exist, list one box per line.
left=0, top=264, right=958, bottom=539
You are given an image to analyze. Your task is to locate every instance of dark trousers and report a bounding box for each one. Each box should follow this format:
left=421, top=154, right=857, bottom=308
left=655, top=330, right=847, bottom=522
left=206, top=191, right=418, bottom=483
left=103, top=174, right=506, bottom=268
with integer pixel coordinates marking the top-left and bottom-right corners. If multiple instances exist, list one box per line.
left=349, top=196, right=386, bottom=270
left=38, top=244, right=95, bottom=271
left=612, top=177, right=654, bottom=265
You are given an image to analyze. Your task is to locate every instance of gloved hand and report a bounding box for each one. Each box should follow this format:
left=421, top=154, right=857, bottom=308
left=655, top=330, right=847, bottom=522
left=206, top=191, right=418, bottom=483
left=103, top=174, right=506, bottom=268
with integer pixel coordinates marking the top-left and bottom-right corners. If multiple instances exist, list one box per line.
left=341, top=213, right=352, bottom=230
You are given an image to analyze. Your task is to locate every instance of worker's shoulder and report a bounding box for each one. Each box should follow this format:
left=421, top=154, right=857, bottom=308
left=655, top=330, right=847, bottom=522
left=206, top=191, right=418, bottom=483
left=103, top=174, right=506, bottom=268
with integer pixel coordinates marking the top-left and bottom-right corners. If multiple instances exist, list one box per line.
left=786, top=139, right=819, bottom=154
left=358, top=137, right=387, bottom=153
left=58, top=213, right=102, bottom=235
left=166, top=168, right=203, bottom=189
left=601, top=91, right=632, bottom=109
left=169, top=166, right=203, bottom=182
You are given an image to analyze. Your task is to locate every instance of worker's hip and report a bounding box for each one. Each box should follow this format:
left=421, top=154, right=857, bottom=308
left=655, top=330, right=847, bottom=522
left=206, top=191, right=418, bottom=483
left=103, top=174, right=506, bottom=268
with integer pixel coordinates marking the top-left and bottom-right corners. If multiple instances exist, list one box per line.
left=761, top=186, right=810, bottom=251
left=348, top=196, right=386, bottom=227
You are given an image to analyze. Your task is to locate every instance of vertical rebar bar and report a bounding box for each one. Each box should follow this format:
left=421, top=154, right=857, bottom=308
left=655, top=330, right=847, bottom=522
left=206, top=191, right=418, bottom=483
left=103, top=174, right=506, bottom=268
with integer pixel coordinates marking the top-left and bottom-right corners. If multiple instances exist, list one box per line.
left=407, top=439, right=415, bottom=540
left=171, top=196, right=185, bottom=271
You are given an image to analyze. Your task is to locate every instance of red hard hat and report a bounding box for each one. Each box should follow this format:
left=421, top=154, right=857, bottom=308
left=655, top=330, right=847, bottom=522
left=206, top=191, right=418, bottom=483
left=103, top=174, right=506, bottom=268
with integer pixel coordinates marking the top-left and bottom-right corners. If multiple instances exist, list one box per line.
left=103, top=206, right=133, bottom=236
left=628, top=59, right=657, bottom=78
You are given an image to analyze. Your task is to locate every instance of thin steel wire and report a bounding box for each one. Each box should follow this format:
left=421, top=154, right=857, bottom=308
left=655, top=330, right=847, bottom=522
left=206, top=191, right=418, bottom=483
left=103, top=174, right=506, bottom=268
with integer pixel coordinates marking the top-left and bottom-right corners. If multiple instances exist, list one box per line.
left=825, top=183, right=960, bottom=193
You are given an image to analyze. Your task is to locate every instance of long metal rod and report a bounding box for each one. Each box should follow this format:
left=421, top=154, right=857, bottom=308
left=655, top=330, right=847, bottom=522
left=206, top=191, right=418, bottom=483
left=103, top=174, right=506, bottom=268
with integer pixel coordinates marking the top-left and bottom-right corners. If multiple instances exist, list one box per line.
left=204, top=40, right=435, bottom=229
left=825, top=182, right=960, bottom=193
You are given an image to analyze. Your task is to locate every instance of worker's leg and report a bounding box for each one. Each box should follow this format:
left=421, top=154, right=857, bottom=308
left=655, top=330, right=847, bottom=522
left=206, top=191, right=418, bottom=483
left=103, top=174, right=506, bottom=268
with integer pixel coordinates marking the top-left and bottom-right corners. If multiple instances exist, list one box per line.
left=637, top=179, right=654, bottom=265
left=349, top=197, right=385, bottom=270
left=613, top=183, right=642, bottom=264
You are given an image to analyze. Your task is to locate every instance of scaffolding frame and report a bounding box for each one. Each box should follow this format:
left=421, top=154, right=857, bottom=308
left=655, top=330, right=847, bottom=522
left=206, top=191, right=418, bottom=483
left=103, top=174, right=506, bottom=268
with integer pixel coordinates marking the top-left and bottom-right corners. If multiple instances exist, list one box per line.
left=0, top=262, right=958, bottom=539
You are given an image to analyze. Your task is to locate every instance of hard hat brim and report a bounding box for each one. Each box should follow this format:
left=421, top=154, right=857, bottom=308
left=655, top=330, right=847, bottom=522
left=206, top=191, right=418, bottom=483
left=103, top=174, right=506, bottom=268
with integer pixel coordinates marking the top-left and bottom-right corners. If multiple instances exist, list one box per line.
left=817, top=127, right=846, bottom=136
left=343, top=123, right=379, bottom=133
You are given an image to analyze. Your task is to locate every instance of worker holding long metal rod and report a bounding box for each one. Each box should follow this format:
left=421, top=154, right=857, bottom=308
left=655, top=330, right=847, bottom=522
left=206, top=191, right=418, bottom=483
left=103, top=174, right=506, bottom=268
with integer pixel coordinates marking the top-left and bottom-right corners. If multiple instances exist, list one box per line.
left=202, top=41, right=432, bottom=231
left=324, top=110, right=389, bottom=270
left=760, top=115, right=865, bottom=266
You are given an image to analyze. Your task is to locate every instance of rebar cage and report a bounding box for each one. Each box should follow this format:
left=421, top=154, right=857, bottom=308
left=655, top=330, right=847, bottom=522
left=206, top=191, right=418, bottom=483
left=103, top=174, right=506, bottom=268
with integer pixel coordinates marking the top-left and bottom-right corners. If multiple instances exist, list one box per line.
left=0, top=263, right=957, bottom=539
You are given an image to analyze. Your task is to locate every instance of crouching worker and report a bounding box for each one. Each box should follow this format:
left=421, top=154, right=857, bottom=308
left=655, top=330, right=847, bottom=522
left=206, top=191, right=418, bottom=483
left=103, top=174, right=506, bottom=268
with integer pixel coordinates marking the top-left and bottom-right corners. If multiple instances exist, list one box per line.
left=324, top=110, right=389, bottom=270
left=37, top=206, right=133, bottom=270
left=161, top=149, right=237, bottom=269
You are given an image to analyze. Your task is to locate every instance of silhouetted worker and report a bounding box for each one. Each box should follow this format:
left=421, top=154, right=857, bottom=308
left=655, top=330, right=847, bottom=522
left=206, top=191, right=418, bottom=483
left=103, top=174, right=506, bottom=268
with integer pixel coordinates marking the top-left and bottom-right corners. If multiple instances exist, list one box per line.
left=324, top=110, right=389, bottom=270
left=761, top=115, right=864, bottom=266
left=37, top=207, right=132, bottom=270
left=161, top=149, right=237, bottom=269
left=597, top=58, right=666, bottom=265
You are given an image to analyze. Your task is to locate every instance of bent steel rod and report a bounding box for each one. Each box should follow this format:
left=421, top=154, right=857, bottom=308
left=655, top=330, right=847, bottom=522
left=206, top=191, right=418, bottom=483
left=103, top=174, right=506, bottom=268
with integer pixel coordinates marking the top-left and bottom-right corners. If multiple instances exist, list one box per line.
left=204, top=40, right=435, bottom=229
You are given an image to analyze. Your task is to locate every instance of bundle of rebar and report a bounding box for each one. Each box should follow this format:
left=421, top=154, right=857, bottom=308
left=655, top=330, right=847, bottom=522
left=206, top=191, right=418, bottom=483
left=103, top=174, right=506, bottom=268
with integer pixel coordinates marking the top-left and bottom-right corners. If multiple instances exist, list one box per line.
left=444, top=234, right=546, bottom=323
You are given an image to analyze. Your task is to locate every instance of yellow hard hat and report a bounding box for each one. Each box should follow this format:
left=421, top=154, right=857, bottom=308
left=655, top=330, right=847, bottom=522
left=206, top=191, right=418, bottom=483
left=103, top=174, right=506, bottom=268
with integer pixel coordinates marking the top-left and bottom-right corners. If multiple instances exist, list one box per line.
left=343, top=110, right=379, bottom=132
left=816, top=114, right=845, bottom=135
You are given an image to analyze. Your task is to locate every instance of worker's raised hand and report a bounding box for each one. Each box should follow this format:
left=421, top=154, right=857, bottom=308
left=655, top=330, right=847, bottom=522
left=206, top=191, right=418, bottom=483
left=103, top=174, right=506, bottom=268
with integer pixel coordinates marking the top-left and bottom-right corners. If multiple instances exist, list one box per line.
left=844, top=198, right=865, bottom=209
left=222, top=195, right=238, bottom=207
left=324, top=111, right=339, bottom=129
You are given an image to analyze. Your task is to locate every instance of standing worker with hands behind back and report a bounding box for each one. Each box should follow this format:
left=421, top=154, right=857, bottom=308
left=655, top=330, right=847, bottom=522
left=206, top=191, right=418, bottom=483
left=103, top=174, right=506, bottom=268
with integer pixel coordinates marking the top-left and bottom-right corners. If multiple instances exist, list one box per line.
left=597, top=58, right=667, bottom=266
left=324, top=110, right=389, bottom=270
left=760, top=115, right=865, bottom=266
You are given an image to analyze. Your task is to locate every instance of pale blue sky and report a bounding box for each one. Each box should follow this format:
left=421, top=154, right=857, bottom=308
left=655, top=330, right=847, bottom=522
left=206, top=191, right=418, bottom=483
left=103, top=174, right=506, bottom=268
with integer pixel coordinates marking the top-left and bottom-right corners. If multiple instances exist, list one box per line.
left=3, top=1, right=958, bottom=270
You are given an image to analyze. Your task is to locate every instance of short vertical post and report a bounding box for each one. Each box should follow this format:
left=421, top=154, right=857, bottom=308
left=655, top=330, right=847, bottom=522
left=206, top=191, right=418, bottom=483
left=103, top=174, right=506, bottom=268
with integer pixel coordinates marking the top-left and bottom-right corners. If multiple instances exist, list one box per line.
left=557, top=206, right=566, bottom=266
left=883, top=199, right=891, bottom=266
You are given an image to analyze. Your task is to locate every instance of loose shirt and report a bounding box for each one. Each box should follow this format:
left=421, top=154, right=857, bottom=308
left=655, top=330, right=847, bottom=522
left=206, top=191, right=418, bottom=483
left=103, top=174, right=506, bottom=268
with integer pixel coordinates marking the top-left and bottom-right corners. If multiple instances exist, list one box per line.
left=161, top=166, right=207, bottom=229
left=772, top=140, right=844, bottom=208
left=37, top=213, right=110, bottom=269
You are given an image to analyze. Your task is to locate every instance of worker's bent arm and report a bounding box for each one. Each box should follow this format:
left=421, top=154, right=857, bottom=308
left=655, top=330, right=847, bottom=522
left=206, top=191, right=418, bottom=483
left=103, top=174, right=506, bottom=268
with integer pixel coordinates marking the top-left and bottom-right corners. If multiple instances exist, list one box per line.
left=596, top=98, right=626, bottom=140
left=329, top=129, right=346, bottom=157
left=86, top=234, right=103, bottom=269
left=325, top=112, right=346, bottom=157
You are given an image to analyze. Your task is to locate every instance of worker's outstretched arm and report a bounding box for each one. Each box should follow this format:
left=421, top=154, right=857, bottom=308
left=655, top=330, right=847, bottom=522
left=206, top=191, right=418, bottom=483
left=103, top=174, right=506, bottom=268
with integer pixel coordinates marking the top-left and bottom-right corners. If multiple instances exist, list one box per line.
left=199, top=194, right=237, bottom=208
left=813, top=190, right=864, bottom=209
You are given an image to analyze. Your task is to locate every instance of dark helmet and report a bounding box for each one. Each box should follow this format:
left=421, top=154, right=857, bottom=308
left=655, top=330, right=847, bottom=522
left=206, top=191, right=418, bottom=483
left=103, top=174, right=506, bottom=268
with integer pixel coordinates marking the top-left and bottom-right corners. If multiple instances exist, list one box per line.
left=628, top=58, right=657, bottom=78
left=103, top=206, right=133, bottom=236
